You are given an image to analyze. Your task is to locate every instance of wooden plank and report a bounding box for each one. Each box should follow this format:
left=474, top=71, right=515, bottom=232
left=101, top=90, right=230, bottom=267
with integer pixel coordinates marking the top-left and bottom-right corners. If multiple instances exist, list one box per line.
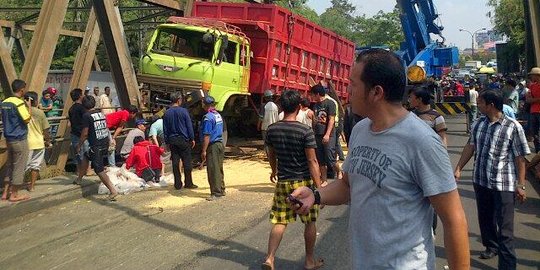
left=93, top=0, right=141, bottom=108
left=22, top=24, right=84, bottom=38
left=138, top=0, right=182, bottom=10
left=529, top=0, right=540, bottom=66
left=0, top=33, right=17, bottom=97
left=53, top=8, right=101, bottom=172
left=20, top=0, right=69, bottom=97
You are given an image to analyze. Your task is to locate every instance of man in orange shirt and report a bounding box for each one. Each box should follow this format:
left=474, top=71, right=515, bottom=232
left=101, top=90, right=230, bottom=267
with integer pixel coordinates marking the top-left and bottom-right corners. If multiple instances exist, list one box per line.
left=526, top=67, right=540, bottom=152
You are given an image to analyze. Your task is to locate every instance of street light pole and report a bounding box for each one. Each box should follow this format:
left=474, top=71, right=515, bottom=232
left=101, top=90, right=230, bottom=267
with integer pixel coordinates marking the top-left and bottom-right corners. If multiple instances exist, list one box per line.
left=459, top=27, right=487, bottom=59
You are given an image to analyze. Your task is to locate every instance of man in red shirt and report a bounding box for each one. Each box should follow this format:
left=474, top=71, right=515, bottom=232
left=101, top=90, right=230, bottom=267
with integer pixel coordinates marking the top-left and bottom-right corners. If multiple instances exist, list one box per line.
left=105, top=105, right=138, bottom=166
left=526, top=67, right=540, bottom=152
left=125, top=136, right=164, bottom=184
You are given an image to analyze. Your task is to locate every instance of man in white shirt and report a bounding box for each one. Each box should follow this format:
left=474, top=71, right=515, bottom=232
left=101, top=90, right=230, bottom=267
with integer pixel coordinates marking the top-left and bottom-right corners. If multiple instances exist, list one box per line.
left=99, top=86, right=114, bottom=115
left=258, top=90, right=279, bottom=158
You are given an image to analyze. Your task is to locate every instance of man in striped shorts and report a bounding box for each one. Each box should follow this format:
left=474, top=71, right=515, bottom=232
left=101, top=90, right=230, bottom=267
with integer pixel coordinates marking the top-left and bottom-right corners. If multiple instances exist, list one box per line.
left=262, top=90, right=323, bottom=270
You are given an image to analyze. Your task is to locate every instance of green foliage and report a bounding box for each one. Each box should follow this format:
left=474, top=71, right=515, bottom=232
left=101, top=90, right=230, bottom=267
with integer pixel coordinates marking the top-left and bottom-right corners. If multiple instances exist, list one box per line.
left=354, top=8, right=404, bottom=50
left=487, top=0, right=526, bottom=63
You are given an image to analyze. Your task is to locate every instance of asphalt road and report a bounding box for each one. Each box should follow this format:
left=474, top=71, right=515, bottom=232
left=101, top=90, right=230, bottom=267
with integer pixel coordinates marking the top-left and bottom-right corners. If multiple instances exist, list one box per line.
left=0, top=115, right=538, bottom=270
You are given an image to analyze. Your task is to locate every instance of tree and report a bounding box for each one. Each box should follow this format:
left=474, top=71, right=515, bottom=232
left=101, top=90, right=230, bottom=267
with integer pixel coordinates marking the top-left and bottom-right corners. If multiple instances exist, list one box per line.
left=354, top=8, right=404, bottom=50
left=487, top=0, right=526, bottom=67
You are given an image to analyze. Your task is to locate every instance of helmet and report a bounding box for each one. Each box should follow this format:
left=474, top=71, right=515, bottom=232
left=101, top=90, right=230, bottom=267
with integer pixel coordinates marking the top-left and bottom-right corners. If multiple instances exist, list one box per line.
left=263, top=90, right=274, bottom=97
left=47, top=87, right=57, bottom=96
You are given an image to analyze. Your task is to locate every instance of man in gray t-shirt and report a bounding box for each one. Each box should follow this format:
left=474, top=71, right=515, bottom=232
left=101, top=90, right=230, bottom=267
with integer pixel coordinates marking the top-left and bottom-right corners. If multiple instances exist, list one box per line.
left=289, top=49, right=470, bottom=269
left=343, top=113, right=455, bottom=268
left=120, top=119, right=146, bottom=157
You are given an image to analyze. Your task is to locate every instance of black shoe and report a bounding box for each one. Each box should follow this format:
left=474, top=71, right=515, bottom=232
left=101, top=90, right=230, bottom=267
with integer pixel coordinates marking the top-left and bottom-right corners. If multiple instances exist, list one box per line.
left=174, top=185, right=183, bottom=190
left=185, top=184, right=198, bottom=189
left=479, top=249, right=498, bottom=259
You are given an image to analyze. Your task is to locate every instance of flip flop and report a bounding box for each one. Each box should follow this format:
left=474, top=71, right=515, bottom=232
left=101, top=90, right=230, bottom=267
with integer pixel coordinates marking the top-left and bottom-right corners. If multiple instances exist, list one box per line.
left=304, top=258, right=324, bottom=270
left=108, top=194, right=118, bottom=202
left=8, top=194, right=30, bottom=203
left=261, top=261, right=273, bottom=270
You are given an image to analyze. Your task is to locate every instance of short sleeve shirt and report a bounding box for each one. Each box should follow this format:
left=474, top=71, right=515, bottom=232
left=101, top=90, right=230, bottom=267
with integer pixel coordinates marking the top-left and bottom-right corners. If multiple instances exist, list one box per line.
left=69, top=103, right=86, bottom=137
left=202, top=110, right=223, bottom=144
left=312, top=99, right=336, bottom=135
left=342, top=113, right=456, bottom=269
left=149, top=119, right=164, bottom=138
left=261, top=101, right=279, bottom=131
left=82, top=110, right=110, bottom=147
left=106, top=110, right=129, bottom=129
left=28, top=107, right=50, bottom=150
left=1, top=96, right=30, bottom=142
left=529, top=82, right=540, bottom=113
left=265, top=121, right=316, bottom=180
left=413, top=109, right=447, bottom=133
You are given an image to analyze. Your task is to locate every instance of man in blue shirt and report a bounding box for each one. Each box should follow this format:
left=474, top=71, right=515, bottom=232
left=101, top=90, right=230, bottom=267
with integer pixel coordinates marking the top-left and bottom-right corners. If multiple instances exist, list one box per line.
left=163, top=92, right=197, bottom=190
left=1, top=79, right=32, bottom=202
left=200, top=96, right=225, bottom=201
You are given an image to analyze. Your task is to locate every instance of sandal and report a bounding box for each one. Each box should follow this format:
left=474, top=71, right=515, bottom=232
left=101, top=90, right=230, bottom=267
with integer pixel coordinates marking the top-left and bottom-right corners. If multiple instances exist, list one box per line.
left=304, top=258, right=324, bottom=270
left=108, top=193, right=118, bottom=202
left=8, top=194, right=30, bottom=203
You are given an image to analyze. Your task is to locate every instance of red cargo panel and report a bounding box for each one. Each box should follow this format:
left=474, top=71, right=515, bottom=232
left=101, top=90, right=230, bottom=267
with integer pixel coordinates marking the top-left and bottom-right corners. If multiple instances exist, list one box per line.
left=193, top=2, right=355, bottom=101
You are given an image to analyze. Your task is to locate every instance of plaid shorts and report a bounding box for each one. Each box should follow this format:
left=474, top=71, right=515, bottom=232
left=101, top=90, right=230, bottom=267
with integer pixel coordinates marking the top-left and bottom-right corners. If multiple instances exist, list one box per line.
left=270, top=179, right=319, bottom=224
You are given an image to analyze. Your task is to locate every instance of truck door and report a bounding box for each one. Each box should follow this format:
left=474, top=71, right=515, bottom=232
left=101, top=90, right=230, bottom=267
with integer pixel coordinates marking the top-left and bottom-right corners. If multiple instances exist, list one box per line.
left=215, top=40, right=242, bottom=95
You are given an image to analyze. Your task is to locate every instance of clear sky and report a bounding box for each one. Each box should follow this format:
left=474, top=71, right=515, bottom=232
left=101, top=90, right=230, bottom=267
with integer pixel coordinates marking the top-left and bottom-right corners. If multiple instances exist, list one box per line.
left=306, top=0, right=494, bottom=50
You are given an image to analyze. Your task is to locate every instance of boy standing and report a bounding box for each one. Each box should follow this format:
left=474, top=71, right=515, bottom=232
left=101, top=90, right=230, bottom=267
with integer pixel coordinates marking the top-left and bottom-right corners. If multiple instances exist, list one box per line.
left=262, top=90, right=322, bottom=270
left=1, top=79, right=31, bottom=202
left=76, top=96, right=118, bottom=201
left=24, top=91, right=51, bottom=191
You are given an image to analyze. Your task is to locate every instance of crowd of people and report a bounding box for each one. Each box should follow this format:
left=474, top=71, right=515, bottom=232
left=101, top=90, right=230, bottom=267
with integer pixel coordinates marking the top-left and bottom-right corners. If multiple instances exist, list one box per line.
left=1, top=48, right=538, bottom=269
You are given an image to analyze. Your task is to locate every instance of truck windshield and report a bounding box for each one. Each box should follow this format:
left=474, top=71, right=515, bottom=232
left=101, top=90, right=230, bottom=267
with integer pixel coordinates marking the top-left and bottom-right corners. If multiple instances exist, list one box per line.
left=152, top=27, right=215, bottom=60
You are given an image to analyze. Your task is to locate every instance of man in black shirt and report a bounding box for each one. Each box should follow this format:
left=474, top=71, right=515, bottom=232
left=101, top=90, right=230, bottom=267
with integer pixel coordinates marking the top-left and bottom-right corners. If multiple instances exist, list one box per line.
left=76, top=96, right=118, bottom=201
left=310, top=84, right=337, bottom=185
left=68, top=88, right=87, bottom=185
left=262, top=90, right=323, bottom=270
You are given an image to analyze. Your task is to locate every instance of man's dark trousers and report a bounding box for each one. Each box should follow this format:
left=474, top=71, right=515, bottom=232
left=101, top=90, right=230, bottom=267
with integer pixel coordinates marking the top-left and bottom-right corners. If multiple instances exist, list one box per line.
left=474, top=184, right=516, bottom=270
left=169, top=136, right=194, bottom=189
left=207, top=142, right=224, bottom=196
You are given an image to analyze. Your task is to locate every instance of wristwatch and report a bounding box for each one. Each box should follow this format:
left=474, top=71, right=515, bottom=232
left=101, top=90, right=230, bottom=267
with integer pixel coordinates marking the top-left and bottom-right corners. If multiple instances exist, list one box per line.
left=516, top=184, right=526, bottom=190
left=312, top=188, right=321, bottom=205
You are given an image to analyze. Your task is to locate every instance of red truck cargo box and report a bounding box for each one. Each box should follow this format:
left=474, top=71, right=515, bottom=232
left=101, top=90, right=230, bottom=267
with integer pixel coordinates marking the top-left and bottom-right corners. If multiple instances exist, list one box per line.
left=193, top=2, right=355, bottom=100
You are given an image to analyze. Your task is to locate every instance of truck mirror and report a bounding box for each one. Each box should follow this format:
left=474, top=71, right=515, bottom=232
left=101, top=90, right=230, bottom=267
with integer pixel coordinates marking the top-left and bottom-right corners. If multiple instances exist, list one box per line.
left=216, top=35, right=229, bottom=65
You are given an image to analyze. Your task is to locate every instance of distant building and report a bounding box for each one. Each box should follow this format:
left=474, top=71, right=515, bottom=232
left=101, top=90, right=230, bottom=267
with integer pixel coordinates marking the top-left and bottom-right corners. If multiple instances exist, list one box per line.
left=476, top=30, right=503, bottom=47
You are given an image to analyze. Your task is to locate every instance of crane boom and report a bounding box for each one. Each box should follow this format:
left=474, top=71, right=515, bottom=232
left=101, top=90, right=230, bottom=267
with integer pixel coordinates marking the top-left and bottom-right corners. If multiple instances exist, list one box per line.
left=395, top=0, right=458, bottom=81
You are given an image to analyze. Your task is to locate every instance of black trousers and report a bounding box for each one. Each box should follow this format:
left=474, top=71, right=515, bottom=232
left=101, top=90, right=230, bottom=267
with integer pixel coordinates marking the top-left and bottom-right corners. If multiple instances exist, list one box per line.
left=168, top=136, right=193, bottom=189
left=474, top=184, right=516, bottom=270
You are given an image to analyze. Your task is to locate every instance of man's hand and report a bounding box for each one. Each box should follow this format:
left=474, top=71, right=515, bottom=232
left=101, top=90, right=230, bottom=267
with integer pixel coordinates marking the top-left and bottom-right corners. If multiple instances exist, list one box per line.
left=270, top=171, right=277, bottom=183
left=200, top=152, right=207, bottom=169
left=516, top=189, right=526, bottom=203
left=191, top=140, right=195, bottom=148
left=322, top=135, right=330, bottom=144
left=454, top=168, right=461, bottom=181
left=289, top=186, right=315, bottom=215
left=76, top=144, right=81, bottom=154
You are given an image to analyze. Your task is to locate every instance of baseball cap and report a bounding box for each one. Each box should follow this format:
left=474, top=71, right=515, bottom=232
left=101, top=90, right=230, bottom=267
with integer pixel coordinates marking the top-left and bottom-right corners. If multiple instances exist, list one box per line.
left=135, top=119, right=147, bottom=126
left=203, top=96, right=215, bottom=104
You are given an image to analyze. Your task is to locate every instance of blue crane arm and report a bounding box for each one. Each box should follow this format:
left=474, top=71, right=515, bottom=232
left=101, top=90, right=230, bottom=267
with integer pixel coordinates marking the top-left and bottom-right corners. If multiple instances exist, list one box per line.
left=396, top=0, right=458, bottom=79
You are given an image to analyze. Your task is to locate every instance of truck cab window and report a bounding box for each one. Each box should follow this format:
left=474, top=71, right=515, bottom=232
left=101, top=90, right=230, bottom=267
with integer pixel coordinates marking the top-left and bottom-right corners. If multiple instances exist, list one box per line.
left=223, top=41, right=238, bottom=64
left=153, top=28, right=215, bottom=60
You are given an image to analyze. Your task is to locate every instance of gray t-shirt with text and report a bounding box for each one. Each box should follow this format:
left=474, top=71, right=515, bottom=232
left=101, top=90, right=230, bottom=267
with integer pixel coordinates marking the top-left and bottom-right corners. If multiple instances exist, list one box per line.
left=342, top=112, right=456, bottom=269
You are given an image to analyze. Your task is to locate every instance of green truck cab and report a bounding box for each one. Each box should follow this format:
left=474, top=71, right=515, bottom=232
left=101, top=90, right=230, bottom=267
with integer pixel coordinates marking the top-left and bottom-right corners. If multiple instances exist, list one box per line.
left=138, top=17, right=250, bottom=118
